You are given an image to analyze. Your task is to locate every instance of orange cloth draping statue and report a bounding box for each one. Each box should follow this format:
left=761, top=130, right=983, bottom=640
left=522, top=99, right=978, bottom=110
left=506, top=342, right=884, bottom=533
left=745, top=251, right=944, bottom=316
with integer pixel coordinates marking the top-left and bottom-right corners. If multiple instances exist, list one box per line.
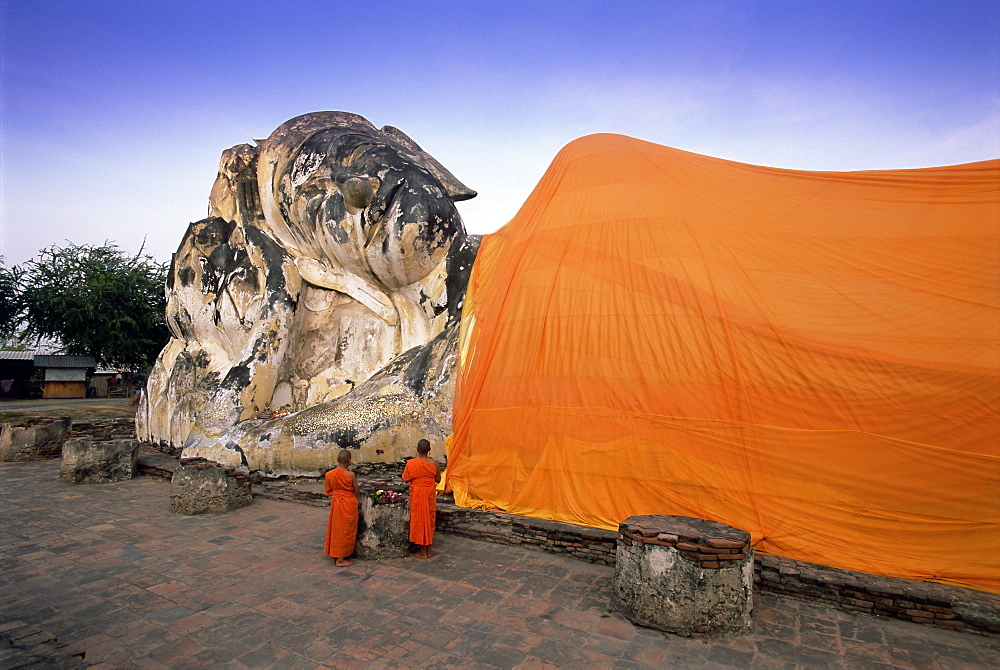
left=402, top=439, right=441, bottom=559
left=324, top=449, right=360, bottom=566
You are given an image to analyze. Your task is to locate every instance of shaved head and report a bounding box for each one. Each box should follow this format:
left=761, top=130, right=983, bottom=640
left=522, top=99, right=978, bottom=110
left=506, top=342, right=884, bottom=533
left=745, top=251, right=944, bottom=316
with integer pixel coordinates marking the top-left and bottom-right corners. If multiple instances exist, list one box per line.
left=337, top=449, right=352, bottom=464
left=417, top=439, right=431, bottom=454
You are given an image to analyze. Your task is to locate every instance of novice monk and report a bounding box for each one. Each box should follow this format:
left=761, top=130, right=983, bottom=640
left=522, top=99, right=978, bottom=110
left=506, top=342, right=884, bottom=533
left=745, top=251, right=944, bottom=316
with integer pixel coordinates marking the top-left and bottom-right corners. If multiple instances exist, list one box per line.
left=401, top=438, right=441, bottom=559
left=324, top=449, right=361, bottom=566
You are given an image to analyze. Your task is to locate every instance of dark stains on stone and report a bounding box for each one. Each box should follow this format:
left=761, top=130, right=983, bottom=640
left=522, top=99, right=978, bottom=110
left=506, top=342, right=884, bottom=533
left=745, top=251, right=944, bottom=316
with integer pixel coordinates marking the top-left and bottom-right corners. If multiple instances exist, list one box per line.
left=284, top=124, right=467, bottom=258
left=328, top=219, right=350, bottom=244
left=193, top=351, right=212, bottom=369
left=400, top=335, right=442, bottom=398
left=177, top=266, right=195, bottom=287
left=320, top=427, right=360, bottom=447
left=446, top=234, right=482, bottom=325
left=221, top=363, right=251, bottom=391
left=228, top=443, right=250, bottom=468
left=241, top=223, right=294, bottom=310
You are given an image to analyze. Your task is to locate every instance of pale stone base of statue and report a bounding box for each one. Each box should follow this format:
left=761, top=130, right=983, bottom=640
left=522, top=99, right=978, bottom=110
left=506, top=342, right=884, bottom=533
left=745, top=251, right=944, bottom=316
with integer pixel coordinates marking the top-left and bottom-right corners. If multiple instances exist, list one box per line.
left=176, top=319, right=464, bottom=475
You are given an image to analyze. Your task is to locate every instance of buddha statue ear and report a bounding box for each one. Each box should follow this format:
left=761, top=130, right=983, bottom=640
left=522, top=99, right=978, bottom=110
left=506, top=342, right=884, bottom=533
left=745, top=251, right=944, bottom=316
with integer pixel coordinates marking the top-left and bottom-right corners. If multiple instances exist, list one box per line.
left=380, top=125, right=478, bottom=202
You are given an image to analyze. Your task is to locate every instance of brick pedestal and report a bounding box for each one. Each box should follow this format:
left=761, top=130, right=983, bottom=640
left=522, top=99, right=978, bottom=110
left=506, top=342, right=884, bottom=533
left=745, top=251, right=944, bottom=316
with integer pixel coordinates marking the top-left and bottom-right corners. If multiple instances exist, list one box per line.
left=612, top=514, right=754, bottom=638
left=170, top=458, right=253, bottom=515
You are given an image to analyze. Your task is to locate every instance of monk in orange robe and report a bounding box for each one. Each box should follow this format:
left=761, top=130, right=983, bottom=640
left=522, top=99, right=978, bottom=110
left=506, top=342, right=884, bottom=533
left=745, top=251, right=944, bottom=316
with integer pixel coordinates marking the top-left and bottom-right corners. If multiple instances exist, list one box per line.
left=402, top=438, right=441, bottom=559
left=324, top=449, right=360, bottom=566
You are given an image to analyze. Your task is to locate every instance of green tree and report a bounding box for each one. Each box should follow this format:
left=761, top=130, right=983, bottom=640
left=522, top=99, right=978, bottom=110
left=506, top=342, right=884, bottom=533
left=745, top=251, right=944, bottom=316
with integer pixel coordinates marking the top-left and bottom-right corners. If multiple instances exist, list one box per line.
left=0, top=257, right=24, bottom=340
left=19, top=242, right=169, bottom=369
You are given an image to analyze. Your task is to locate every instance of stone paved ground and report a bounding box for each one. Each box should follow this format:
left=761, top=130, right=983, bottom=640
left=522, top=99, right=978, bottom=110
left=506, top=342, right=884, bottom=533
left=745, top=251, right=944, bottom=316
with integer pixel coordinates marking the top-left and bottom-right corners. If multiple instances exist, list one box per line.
left=2, top=460, right=997, bottom=669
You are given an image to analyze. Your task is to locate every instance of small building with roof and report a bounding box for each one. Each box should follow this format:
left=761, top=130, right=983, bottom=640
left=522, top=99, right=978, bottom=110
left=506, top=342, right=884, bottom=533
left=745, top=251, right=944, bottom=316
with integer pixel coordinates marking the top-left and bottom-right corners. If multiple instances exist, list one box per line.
left=33, top=355, right=98, bottom=399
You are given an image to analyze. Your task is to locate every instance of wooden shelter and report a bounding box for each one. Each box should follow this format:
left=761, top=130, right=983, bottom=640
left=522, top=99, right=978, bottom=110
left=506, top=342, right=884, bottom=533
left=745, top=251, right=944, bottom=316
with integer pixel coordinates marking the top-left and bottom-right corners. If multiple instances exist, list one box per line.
left=33, top=355, right=97, bottom=399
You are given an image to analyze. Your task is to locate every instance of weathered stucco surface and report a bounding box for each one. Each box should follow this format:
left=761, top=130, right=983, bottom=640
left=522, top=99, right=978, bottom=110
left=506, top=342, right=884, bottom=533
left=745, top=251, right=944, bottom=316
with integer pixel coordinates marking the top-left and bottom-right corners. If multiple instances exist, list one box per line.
left=138, top=112, right=479, bottom=473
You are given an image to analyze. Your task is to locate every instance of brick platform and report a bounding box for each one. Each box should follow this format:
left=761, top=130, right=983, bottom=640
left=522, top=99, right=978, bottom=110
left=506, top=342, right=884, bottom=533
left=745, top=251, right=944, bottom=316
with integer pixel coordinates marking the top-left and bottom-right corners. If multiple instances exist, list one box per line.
left=136, top=450, right=1000, bottom=636
left=0, top=416, right=72, bottom=461
left=4, top=459, right=999, bottom=667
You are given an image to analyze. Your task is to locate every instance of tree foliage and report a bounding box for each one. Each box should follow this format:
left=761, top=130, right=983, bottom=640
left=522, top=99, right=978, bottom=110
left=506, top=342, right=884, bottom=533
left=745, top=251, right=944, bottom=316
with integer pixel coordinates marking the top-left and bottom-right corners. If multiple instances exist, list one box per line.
left=0, top=257, right=24, bottom=339
left=18, top=242, right=169, bottom=370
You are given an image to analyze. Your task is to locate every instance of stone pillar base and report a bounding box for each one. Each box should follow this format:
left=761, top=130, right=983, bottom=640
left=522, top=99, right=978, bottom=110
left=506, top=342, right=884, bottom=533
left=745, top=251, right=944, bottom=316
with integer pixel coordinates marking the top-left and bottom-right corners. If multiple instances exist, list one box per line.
left=59, top=438, right=138, bottom=484
left=170, top=458, right=253, bottom=515
left=612, top=514, right=753, bottom=638
left=356, top=489, right=410, bottom=560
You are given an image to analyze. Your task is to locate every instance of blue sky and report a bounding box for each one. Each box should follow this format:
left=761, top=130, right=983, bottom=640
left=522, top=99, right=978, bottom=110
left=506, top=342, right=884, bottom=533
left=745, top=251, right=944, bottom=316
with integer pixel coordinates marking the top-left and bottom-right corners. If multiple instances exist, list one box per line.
left=2, top=0, right=997, bottom=266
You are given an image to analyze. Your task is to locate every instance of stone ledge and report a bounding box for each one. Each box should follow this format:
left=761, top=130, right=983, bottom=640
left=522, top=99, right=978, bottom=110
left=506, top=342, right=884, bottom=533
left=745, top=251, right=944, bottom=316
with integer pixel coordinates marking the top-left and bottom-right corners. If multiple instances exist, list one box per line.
left=755, top=554, right=1000, bottom=636
left=254, top=479, right=328, bottom=507
left=137, top=449, right=179, bottom=480
left=436, top=503, right=618, bottom=565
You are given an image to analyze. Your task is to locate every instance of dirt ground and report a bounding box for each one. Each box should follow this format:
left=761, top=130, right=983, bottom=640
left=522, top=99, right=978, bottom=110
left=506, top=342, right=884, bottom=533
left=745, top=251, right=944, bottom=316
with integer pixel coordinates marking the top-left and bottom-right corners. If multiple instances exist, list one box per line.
left=0, top=397, right=138, bottom=422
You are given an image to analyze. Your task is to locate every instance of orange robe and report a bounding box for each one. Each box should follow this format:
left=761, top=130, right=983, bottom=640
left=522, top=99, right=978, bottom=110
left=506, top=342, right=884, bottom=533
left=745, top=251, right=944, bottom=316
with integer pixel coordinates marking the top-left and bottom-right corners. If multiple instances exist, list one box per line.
left=324, top=468, right=358, bottom=558
left=402, top=457, right=438, bottom=545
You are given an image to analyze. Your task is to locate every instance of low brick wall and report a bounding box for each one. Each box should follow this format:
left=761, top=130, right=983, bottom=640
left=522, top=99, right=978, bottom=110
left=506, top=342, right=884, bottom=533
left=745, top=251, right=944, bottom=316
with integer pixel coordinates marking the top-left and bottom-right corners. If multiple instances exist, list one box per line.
left=70, top=418, right=137, bottom=441
left=755, top=554, right=1000, bottom=635
left=254, top=480, right=328, bottom=507
left=436, top=504, right=618, bottom=565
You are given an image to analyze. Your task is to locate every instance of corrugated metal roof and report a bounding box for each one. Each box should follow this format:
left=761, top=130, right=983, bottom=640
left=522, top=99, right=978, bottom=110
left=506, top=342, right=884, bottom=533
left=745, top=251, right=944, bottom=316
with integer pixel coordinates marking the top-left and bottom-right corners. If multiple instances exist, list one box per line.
left=0, top=350, right=36, bottom=361
left=33, top=355, right=97, bottom=368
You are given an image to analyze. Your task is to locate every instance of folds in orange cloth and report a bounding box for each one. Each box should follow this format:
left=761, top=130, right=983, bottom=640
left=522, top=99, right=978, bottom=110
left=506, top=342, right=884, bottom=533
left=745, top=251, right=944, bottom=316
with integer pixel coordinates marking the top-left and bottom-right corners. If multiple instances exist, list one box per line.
left=448, top=133, right=1000, bottom=593
left=403, top=458, right=438, bottom=545
left=324, top=468, right=358, bottom=558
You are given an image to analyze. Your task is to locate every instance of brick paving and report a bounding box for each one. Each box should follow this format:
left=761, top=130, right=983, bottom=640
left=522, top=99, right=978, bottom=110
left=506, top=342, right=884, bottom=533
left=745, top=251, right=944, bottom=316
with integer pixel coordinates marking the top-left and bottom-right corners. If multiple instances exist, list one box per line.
left=1, top=460, right=997, bottom=669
